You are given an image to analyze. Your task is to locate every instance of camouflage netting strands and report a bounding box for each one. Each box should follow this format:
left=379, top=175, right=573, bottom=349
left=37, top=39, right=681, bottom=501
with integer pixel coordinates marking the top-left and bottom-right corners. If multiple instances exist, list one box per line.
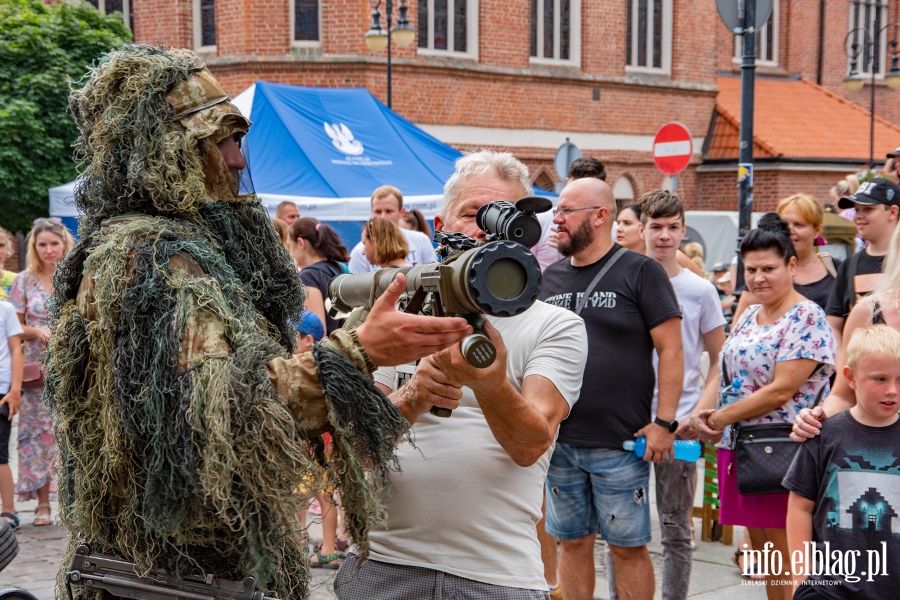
left=46, top=45, right=410, bottom=600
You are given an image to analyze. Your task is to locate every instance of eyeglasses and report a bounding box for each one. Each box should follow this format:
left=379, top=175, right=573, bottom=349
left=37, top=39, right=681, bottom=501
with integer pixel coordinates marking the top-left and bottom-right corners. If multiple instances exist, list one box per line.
left=32, top=217, right=62, bottom=226
left=552, top=206, right=603, bottom=218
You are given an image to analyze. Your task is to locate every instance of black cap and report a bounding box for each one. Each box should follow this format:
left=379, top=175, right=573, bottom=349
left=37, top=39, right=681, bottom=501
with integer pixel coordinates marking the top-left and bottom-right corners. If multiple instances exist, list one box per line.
left=887, top=146, right=900, bottom=158
left=838, top=178, right=900, bottom=209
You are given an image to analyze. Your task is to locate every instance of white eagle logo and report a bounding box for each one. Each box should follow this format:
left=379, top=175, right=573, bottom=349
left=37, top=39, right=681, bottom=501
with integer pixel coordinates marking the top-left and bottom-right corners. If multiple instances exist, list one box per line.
left=324, top=122, right=364, bottom=155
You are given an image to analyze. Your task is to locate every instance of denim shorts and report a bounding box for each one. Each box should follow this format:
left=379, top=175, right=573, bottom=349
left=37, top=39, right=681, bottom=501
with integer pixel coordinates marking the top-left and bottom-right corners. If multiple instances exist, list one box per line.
left=544, top=443, right=651, bottom=547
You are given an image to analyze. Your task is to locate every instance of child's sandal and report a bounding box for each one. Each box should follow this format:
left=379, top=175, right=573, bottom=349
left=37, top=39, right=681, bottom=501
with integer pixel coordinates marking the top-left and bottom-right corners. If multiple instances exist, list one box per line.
left=309, top=550, right=340, bottom=570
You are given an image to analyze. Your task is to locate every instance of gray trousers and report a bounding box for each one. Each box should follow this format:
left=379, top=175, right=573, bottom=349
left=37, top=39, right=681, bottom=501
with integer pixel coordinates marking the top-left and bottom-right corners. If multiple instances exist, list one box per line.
left=606, top=460, right=696, bottom=600
left=335, top=554, right=550, bottom=600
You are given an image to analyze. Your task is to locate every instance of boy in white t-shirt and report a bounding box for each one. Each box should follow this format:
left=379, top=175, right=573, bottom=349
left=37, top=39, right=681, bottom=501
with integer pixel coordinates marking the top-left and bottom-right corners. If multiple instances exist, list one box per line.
left=638, top=191, right=726, bottom=600
left=0, top=301, right=23, bottom=529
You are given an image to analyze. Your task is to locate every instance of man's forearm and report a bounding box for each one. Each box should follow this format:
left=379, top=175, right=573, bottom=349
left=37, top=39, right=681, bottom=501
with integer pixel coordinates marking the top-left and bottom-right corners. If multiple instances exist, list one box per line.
left=656, top=348, right=684, bottom=421
left=474, top=378, right=554, bottom=468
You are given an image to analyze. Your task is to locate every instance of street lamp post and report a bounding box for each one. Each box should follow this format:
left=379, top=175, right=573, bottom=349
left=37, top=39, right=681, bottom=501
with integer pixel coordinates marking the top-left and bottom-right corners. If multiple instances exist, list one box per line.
left=843, top=0, right=900, bottom=164
left=364, top=0, right=415, bottom=109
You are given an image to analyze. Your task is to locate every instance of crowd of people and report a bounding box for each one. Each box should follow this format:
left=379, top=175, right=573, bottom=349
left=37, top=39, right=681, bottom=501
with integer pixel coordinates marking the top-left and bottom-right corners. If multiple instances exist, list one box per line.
left=3, top=45, right=900, bottom=600
left=251, top=150, right=900, bottom=600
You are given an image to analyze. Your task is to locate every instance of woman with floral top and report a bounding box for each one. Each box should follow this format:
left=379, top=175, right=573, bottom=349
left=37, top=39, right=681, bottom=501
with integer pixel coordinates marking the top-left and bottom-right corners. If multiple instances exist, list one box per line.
left=9, top=218, right=73, bottom=525
left=691, top=213, right=836, bottom=600
left=0, top=227, right=16, bottom=301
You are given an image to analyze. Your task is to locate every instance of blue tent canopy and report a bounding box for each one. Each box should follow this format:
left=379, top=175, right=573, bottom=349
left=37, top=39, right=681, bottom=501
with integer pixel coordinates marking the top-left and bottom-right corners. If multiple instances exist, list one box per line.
left=244, top=82, right=462, bottom=200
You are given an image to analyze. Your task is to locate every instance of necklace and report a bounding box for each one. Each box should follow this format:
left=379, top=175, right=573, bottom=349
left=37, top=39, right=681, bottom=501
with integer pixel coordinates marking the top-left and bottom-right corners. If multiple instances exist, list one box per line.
left=796, top=256, right=818, bottom=268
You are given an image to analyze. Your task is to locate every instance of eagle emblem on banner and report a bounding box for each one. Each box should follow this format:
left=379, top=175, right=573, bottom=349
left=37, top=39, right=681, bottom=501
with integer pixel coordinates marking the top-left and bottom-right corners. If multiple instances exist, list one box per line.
left=324, top=122, right=365, bottom=155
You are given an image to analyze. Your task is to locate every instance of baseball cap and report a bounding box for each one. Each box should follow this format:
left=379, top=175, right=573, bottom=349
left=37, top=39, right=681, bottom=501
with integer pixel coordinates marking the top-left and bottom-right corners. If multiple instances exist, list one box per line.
left=837, top=178, right=900, bottom=209
left=291, top=311, right=325, bottom=342
left=711, top=261, right=729, bottom=273
left=887, top=146, right=900, bottom=158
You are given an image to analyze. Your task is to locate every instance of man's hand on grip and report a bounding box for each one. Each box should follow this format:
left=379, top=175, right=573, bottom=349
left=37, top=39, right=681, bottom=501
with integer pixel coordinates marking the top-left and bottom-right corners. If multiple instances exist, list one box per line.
left=355, top=274, right=472, bottom=367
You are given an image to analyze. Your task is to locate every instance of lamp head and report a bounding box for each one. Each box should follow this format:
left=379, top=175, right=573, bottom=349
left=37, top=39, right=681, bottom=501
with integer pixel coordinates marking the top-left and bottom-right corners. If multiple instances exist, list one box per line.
left=391, top=25, right=415, bottom=47
left=366, top=29, right=388, bottom=52
left=844, top=72, right=865, bottom=93
left=887, top=55, right=900, bottom=89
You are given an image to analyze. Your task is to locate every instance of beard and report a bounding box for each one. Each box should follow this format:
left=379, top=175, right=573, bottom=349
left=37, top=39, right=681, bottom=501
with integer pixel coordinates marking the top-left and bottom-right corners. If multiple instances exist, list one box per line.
left=557, top=217, right=595, bottom=257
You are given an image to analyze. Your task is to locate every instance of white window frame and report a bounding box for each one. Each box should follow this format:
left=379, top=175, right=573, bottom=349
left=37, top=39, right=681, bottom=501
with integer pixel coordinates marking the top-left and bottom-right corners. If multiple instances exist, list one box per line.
left=85, top=0, right=131, bottom=30
left=417, top=0, right=479, bottom=60
left=732, top=0, right=778, bottom=66
left=290, top=0, right=322, bottom=48
left=625, top=0, right=672, bottom=75
left=848, top=0, right=889, bottom=77
left=193, top=0, right=217, bottom=53
left=529, top=0, right=582, bottom=67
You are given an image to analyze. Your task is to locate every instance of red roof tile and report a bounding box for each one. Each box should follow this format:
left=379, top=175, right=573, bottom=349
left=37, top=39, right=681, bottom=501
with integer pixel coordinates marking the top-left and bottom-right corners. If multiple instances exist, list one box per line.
left=709, top=77, right=900, bottom=161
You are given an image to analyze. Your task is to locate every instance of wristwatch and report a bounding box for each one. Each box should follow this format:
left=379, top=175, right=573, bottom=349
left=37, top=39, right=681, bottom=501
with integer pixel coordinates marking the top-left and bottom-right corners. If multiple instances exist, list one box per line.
left=654, top=416, right=678, bottom=433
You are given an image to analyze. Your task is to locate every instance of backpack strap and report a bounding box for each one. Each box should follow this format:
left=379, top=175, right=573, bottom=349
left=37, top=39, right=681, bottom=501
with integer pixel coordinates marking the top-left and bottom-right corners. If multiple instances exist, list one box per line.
left=817, top=252, right=837, bottom=279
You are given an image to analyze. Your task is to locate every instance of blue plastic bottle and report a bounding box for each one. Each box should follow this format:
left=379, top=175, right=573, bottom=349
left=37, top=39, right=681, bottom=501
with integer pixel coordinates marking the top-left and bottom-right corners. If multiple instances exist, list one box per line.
left=623, top=437, right=702, bottom=462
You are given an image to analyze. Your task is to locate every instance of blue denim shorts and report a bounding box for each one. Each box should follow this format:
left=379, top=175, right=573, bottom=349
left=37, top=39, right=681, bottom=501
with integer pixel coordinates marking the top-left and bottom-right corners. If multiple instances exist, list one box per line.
left=544, top=443, right=652, bottom=547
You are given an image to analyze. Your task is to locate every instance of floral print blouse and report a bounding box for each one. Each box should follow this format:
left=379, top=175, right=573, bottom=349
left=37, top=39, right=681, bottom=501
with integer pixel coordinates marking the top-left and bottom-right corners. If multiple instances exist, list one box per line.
left=717, top=301, right=836, bottom=447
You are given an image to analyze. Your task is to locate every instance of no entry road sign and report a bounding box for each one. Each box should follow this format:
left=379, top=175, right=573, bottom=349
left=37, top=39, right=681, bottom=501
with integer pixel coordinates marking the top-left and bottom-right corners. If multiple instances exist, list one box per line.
left=653, top=122, right=693, bottom=176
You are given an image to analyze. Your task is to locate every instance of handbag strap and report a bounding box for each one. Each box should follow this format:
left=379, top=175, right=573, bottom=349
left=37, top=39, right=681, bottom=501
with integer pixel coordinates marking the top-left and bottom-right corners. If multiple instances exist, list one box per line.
left=721, top=305, right=759, bottom=384
left=574, top=247, right=628, bottom=316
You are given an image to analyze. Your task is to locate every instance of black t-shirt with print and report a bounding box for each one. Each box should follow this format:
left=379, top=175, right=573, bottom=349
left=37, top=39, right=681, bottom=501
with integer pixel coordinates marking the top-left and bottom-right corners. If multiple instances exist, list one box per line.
left=825, top=251, right=886, bottom=318
left=539, top=245, right=681, bottom=449
left=783, top=411, right=900, bottom=600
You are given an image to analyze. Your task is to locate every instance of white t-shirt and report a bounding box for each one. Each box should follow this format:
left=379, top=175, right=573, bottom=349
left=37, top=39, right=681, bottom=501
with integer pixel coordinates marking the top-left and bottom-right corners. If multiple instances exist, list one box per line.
left=652, top=269, right=726, bottom=423
left=348, top=228, right=438, bottom=274
left=0, top=302, right=24, bottom=394
left=369, top=301, right=587, bottom=590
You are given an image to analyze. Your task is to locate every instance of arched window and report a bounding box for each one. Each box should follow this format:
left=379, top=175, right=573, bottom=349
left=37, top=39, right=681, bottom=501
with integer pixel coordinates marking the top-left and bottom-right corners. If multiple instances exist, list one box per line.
left=530, top=0, right=581, bottom=66
left=85, top=0, right=133, bottom=30
left=625, top=0, right=672, bottom=73
left=194, top=0, right=216, bottom=51
left=733, top=0, right=778, bottom=66
left=291, top=0, right=321, bottom=46
left=613, top=175, right=635, bottom=213
left=418, top=0, right=478, bottom=59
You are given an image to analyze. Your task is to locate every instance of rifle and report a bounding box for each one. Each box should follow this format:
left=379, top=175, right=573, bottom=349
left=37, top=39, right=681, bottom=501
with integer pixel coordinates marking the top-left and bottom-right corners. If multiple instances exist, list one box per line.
left=65, top=543, right=276, bottom=600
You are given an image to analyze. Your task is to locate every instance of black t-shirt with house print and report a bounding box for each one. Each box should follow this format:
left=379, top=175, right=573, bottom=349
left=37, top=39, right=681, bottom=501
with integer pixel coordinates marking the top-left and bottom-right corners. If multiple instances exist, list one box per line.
left=783, top=411, right=900, bottom=599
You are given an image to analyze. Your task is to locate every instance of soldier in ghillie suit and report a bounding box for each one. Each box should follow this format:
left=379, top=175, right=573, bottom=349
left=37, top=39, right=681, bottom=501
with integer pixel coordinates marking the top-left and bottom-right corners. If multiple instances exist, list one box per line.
left=45, top=45, right=471, bottom=599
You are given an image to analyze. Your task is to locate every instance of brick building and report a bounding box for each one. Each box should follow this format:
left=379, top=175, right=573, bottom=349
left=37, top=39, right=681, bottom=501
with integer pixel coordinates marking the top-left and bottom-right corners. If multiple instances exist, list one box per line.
left=116, top=0, right=900, bottom=211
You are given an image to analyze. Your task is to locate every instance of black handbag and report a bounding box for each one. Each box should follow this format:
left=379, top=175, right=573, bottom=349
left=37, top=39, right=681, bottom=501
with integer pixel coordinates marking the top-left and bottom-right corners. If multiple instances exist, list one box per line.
left=723, top=308, right=823, bottom=495
left=732, top=423, right=799, bottom=495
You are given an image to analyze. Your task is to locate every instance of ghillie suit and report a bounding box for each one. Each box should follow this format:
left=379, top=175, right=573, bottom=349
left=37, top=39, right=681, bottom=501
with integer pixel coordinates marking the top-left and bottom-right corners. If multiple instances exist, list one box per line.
left=45, top=45, right=408, bottom=600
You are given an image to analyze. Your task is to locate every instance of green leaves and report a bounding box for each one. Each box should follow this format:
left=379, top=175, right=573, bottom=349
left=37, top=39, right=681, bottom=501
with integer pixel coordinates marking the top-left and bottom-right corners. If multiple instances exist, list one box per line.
left=0, top=0, right=130, bottom=233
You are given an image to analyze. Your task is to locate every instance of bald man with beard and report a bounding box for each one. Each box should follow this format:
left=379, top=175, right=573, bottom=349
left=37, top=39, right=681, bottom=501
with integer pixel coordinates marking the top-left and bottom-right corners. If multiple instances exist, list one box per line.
left=539, top=178, right=684, bottom=600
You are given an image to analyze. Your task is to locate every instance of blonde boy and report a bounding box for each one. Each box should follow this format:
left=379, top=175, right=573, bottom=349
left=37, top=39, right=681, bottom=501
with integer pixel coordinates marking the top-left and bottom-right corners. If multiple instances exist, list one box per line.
left=784, top=325, right=900, bottom=600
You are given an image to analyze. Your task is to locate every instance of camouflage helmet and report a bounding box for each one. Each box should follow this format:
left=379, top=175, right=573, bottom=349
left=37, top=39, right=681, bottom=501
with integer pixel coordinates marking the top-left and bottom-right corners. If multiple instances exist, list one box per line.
left=167, top=66, right=250, bottom=143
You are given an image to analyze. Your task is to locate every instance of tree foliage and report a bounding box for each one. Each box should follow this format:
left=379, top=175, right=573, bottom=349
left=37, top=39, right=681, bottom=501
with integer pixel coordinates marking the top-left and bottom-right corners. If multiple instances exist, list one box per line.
left=0, top=0, right=130, bottom=233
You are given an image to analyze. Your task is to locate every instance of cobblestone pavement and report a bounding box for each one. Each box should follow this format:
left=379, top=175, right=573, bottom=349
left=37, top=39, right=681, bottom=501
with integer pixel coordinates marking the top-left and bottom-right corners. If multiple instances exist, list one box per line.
left=0, top=504, right=336, bottom=600
left=1, top=420, right=763, bottom=600
left=0, top=501, right=764, bottom=600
